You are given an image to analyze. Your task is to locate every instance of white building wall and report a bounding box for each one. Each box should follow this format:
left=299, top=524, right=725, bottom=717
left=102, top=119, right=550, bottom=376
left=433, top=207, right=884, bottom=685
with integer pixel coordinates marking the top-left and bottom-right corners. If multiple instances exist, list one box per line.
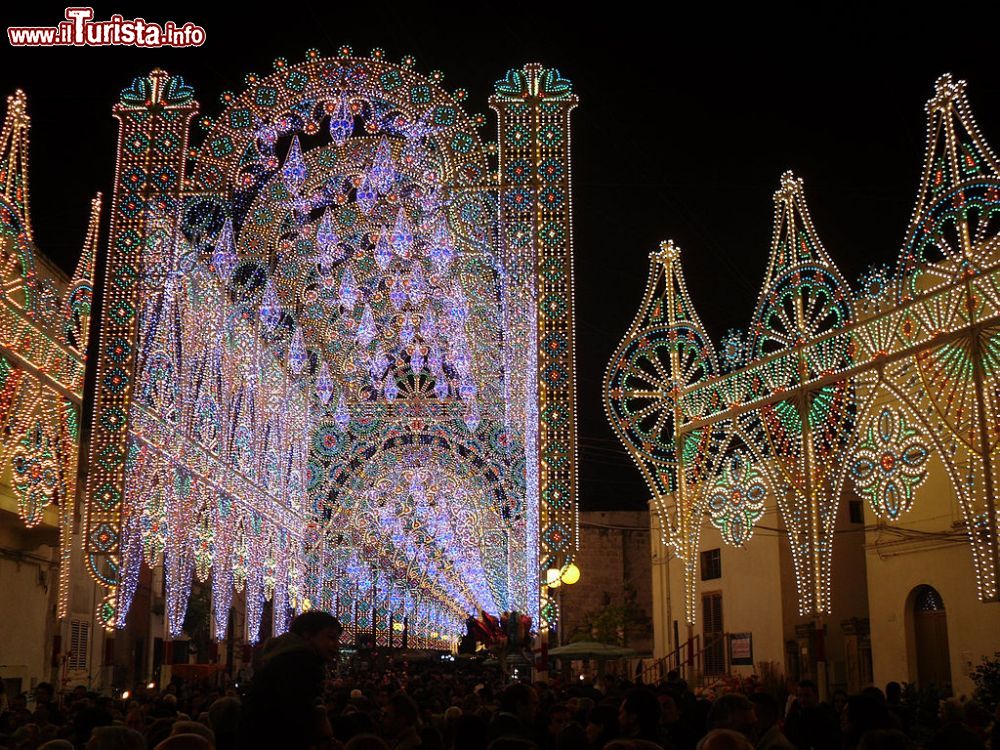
left=863, top=451, right=1000, bottom=697
left=0, top=536, right=57, bottom=692
left=651, top=502, right=789, bottom=679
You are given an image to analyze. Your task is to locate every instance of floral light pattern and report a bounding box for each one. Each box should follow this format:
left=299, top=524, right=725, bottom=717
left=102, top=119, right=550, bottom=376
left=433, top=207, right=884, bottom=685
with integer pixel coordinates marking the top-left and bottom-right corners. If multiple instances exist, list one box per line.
left=850, top=406, right=930, bottom=520
left=706, top=450, right=766, bottom=546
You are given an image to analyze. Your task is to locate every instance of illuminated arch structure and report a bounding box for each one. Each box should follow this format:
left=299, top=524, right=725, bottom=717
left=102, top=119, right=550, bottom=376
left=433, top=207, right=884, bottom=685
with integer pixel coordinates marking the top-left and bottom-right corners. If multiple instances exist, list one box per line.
left=606, top=74, right=1000, bottom=625
left=84, top=51, right=580, bottom=645
left=0, top=90, right=100, bottom=621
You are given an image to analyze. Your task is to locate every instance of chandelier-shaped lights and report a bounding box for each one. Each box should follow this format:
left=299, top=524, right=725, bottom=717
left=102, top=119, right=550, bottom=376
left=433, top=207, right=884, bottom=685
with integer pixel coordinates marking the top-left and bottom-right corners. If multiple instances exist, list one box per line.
left=95, top=52, right=537, bottom=647
left=326, top=445, right=502, bottom=617
left=245, top=102, right=483, bottom=436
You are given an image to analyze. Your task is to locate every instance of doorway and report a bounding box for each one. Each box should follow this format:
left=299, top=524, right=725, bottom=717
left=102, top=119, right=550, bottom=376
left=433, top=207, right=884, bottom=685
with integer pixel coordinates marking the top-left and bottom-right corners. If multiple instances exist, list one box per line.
left=910, top=585, right=951, bottom=689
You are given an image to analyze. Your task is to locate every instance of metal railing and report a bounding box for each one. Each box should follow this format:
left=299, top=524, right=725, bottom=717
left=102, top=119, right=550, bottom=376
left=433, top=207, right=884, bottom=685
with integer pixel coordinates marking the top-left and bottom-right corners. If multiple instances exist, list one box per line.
left=640, top=632, right=732, bottom=685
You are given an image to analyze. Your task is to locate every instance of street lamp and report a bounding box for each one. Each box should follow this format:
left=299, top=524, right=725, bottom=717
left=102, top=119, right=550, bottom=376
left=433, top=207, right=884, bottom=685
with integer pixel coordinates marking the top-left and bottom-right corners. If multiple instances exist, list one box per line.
left=546, top=562, right=581, bottom=648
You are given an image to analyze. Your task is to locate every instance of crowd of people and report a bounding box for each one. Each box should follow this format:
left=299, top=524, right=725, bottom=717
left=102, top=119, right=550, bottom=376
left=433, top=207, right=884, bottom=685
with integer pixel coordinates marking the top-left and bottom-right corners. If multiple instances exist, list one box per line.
left=1, top=611, right=998, bottom=750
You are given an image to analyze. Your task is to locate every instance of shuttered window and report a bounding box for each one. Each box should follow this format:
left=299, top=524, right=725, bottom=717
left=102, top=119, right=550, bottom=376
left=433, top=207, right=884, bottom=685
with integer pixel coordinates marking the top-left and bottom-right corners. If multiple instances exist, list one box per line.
left=69, top=619, right=90, bottom=672
left=702, top=592, right=725, bottom=676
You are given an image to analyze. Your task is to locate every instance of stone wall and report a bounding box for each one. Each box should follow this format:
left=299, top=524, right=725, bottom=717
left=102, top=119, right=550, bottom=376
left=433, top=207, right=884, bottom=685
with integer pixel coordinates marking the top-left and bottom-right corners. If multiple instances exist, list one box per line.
left=557, top=510, right=652, bottom=654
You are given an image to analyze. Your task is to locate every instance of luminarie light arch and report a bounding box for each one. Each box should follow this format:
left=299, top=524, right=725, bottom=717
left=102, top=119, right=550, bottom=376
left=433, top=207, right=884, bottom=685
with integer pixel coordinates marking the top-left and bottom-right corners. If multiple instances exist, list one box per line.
left=83, top=50, right=581, bottom=643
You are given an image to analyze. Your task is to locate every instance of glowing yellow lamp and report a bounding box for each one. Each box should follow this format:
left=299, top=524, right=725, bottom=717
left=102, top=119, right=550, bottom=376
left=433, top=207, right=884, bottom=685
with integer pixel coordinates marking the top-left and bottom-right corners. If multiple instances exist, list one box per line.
left=561, top=563, right=581, bottom=585
left=546, top=567, right=562, bottom=588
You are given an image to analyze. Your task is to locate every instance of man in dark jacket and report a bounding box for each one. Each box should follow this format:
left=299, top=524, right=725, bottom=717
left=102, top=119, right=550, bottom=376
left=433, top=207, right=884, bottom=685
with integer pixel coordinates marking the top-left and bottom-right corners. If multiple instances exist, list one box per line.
left=239, top=610, right=342, bottom=750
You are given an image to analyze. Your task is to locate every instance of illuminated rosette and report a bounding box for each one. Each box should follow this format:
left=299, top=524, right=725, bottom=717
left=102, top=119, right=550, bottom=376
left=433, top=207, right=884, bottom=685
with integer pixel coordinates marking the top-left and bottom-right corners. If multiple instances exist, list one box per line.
left=705, top=449, right=767, bottom=546
left=97, top=591, right=117, bottom=632
left=850, top=406, right=930, bottom=520
left=719, top=328, right=745, bottom=373
left=855, top=263, right=895, bottom=315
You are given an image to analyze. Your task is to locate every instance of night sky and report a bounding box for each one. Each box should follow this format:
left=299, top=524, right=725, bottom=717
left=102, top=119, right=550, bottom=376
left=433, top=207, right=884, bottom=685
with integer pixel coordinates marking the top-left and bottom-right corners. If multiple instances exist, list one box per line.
left=3, top=7, right=998, bottom=510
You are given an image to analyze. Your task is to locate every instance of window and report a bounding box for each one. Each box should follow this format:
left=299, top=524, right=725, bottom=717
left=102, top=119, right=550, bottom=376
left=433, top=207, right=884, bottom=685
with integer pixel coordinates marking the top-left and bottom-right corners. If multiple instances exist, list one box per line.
left=700, top=548, right=721, bottom=580
left=915, top=584, right=944, bottom=612
left=69, top=618, right=90, bottom=672
left=849, top=500, right=864, bottom=524
left=702, top=592, right=725, bottom=676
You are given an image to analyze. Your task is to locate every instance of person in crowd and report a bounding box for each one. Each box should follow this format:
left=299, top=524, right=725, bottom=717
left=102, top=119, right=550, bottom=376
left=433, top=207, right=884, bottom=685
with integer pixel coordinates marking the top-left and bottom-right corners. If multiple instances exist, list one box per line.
left=658, top=691, right=695, bottom=750
left=33, top=683, right=63, bottom=727
left=841, top=694, right=894, bottom=750
left=584, top=703, right=619, bottom=749
left=346, top=736, right=391, bottom=750
left=749, top=692, right=793, bottom=750
left=383, top=691, right=423, bottom=749
left=856, top=729, right=913, bottom=750
left=618, top=687, right=669, bottom=747
left=831, top=690, right=848, bottom=720
left=543, top=703, right=571, bottom=750
left=452, top=713, right=490, bottom=750
left=238, top=609, right=342, bottom=750
left=487, top=683, right=541, bottom=744
left=882, top=683, right=911, bottom=738
left=86, top=725, right=146, bottom=750
left=206, top=697, right=240, bottom=750
left=783, top=680, right=839, bottom=750
left=170, top=719, right=215, bottom=746
left=927, top=698, right=986, bottom=750
left=697, top=728, right=754, bottom=750
left=154, top=735, right=213, bottom=750
left=707, top=694, right=755, bottom=740
left=9, top=641, right=994, bottom=750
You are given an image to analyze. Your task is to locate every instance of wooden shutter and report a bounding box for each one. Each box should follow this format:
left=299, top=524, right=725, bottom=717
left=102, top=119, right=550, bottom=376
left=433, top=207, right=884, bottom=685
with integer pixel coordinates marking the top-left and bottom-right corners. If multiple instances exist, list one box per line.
left=702, top=593, right=725, bottom=676
left=69, top=618, right=90, bottom=672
